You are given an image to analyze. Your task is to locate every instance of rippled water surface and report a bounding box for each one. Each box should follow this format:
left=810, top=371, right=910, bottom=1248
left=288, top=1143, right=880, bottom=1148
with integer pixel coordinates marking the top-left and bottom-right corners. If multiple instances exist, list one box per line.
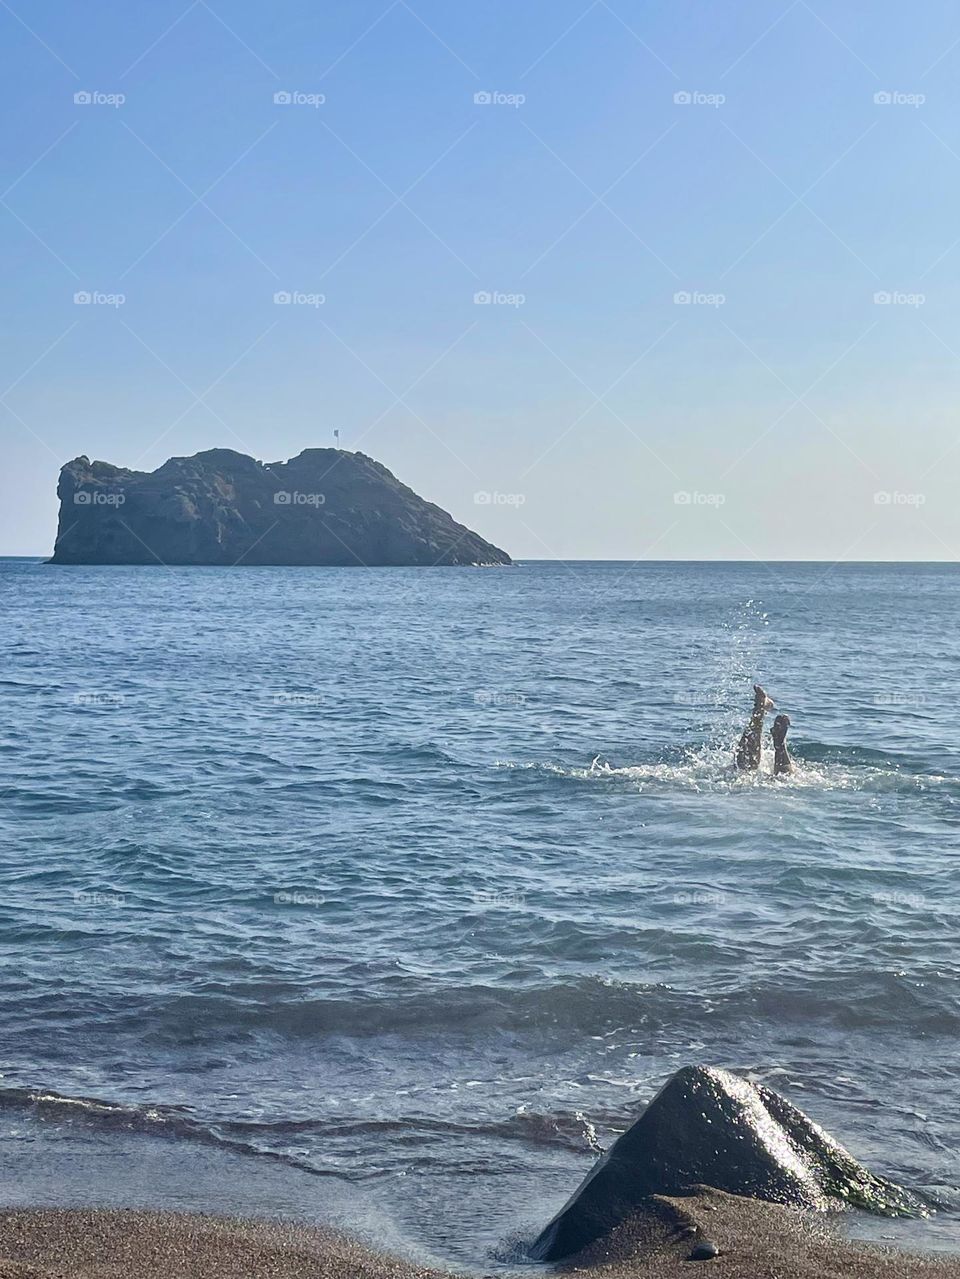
left=1, top=558, right=958, bottom=1266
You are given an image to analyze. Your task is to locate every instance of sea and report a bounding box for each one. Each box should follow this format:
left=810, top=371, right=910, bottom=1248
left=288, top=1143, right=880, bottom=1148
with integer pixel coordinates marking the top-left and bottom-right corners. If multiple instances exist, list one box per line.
left=1, top=557, right=958, bottom=1269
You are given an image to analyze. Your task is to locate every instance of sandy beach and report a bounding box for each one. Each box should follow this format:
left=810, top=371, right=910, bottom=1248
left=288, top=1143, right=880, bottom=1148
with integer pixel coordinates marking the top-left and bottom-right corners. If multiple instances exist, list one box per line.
left=0, top=1191, right=958, bottom=1279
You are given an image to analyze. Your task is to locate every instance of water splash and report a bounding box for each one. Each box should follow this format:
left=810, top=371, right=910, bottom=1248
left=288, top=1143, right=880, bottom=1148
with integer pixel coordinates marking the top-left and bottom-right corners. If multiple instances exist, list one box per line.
left=498, top=749, right=934, bottom=795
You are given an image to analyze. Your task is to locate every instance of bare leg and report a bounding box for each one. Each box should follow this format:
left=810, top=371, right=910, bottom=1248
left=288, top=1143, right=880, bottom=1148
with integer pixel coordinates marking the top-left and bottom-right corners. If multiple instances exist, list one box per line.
left=772, top=714, right=793, bottom=776
left=735, top=684, right=775, bottom=771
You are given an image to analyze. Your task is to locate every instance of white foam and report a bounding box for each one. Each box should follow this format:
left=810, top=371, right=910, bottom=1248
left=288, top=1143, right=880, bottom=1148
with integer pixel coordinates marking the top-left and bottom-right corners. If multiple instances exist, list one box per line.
left=498, top=748, right=917, bottom=795
left=586, top=747, right=850, bottom=791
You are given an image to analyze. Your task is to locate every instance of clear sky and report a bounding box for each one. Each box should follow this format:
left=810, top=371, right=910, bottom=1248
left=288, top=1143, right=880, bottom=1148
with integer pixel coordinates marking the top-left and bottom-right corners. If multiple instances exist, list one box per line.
left=1, top=0, right=958, bottom=559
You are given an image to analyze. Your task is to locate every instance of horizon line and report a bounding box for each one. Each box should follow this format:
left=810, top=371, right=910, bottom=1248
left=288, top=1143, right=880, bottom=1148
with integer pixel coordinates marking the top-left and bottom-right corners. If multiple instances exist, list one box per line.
left=3, top=555, right=957, bottom=566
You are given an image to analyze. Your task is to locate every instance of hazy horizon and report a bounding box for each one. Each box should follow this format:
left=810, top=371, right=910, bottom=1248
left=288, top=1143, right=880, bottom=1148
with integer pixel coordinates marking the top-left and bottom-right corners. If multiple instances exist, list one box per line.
left=3, top=1, right=960, bottom=562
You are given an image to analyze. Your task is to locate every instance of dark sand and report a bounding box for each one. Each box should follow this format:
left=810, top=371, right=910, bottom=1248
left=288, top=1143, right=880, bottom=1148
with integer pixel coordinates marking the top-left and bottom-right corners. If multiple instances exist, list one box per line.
left=0, top=1190, right=958, bottom=1278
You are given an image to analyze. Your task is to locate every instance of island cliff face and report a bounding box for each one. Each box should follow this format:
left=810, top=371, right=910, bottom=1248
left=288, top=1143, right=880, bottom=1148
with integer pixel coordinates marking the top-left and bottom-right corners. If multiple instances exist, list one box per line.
left=49, top=449, right=511, bottom=567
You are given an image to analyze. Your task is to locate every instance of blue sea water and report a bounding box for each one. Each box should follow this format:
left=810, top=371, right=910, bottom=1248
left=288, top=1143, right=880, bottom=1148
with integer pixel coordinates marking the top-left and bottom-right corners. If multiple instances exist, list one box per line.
left=0, top=557, right=958, bottom=1267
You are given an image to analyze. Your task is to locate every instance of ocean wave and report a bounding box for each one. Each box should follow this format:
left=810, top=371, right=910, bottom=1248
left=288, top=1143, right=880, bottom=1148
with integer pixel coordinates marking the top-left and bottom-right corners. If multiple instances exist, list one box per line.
left=0, top=1083, right=601, bottom=1174
left=68, top=971, right=955, bottom=1043
left=496, top=745, right=952, bottom=795
left=220, top=1107, right=600, bottom=1154
left=3, top=1076, right=950, bottom=1218
left=0, top=1085, right=352, bottom=1179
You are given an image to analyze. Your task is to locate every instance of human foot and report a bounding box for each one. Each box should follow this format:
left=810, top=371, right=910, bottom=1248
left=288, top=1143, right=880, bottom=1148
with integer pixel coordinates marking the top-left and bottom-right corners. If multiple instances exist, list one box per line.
left=754, top=684, right=776, bottom=712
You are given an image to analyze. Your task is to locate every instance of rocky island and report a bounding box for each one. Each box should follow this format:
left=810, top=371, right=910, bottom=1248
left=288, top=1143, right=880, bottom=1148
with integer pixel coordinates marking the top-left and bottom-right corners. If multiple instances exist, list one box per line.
left=49, top=448, right=511, bottom=567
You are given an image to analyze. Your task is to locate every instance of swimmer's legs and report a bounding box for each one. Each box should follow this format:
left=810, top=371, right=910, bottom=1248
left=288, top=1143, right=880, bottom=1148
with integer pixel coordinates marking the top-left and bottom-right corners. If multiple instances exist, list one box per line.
left=735, top=684, right=775, bottom=771
left=772, top=714, right=793, bottom=776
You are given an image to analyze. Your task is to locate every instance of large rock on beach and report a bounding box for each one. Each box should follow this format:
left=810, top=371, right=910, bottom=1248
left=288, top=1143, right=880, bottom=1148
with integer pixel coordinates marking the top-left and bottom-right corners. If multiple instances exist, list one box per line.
left=49, top=448, right=511, bottom=567
left=530, top=1064, right=927, bottom=1262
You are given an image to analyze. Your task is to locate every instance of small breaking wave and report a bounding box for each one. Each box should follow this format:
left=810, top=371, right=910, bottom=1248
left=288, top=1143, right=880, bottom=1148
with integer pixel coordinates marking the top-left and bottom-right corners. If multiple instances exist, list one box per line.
left=0, top=1083, right=603, bottom=1176
left=70, top=970, right=960, bottom=1042
left=0, top=1085, right=359, bottom=1179
left=497, top=746, right=949, bottom=795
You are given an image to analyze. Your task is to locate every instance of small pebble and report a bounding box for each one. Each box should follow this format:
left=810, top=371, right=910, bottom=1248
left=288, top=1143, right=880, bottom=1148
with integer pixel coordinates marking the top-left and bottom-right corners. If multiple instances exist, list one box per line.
left=688, top=1239, right=720, bottom=1261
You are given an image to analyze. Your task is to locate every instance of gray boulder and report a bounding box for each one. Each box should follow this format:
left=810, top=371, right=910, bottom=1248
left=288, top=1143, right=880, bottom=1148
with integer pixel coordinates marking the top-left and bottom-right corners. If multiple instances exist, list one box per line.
left=530, top=1065, right=926, bottom=1262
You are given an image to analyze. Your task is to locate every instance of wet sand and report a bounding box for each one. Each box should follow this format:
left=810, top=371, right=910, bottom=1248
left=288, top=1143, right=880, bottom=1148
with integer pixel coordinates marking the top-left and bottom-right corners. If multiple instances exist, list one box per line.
left=569, top=1186, right=960, bottom=1277
left=0, top=1190, right=958, bottom=1279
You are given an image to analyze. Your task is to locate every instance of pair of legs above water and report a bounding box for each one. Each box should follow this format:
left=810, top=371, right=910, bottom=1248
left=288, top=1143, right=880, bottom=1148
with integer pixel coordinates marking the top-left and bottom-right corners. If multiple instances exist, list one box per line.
left=735, top=685, right=792, bottom=775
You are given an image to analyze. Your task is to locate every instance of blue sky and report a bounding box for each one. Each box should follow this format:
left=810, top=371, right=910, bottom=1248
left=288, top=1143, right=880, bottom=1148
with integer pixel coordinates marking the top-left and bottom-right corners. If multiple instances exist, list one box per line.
left=2, top=0, right=959, bottom=558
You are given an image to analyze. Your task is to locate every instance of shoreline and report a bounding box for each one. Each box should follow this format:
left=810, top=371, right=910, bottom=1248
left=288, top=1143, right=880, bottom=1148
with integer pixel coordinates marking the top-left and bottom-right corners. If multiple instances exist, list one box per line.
left=1, top=1191, right=959, bottom=1279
